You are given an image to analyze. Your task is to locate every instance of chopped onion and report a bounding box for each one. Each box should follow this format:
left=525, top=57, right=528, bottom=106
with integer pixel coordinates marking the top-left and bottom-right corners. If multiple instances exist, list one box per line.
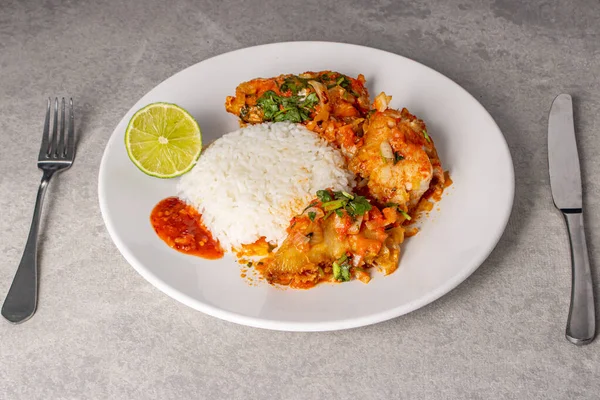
left=304, top=207, right=324, bottom=220
left=347, top=215, right=364, bottom=234
left=308, top=80, right=329, bottom=104
left=373, top=92, right=392, bottom=112
left=379, top=140, right=394, bottom=161
left=290, top=230, right=310, bottom=248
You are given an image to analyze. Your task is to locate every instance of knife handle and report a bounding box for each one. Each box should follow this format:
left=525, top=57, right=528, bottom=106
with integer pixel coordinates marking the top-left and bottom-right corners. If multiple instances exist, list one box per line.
left=563, top=211, right=596, bottom=345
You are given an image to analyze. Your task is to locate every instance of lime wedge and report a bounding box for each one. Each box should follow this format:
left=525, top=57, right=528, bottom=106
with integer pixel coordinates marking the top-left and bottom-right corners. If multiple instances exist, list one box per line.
left=124, top=102, right=202, bottom=178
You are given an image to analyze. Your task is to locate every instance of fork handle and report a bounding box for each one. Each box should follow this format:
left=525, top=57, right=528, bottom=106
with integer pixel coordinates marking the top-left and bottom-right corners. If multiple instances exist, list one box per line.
left=2, top=170, right=54, bottom=323
left=563, top=211, right=596, bottom=345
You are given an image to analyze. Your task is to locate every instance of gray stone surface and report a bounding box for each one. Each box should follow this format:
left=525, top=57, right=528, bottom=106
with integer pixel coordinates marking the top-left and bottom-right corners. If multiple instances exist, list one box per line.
left=1, top=0, right=599, bottom=398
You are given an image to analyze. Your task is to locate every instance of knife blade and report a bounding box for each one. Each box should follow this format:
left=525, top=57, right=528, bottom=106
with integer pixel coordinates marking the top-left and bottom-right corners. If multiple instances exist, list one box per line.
left=548, top=93, right=596, bottom=345
left=549, top=94, right=582, bottom=211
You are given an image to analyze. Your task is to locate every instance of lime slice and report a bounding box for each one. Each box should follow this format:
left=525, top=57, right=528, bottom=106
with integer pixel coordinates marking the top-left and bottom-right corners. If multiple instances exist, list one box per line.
left=124, top=102, right=202, bottom=178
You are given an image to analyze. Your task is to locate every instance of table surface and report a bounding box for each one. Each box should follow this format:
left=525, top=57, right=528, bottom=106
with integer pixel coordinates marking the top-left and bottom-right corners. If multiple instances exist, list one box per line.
left=1, top=0, right=599, bottom=398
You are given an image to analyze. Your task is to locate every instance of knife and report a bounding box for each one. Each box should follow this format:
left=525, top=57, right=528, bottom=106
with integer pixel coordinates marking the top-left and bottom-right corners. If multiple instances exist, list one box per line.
left=548, top=93, right=596, bottom=345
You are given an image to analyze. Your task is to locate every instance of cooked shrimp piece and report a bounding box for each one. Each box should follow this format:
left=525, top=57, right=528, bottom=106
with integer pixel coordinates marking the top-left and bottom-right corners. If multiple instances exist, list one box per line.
left=349, top=94, right=444, bottom=212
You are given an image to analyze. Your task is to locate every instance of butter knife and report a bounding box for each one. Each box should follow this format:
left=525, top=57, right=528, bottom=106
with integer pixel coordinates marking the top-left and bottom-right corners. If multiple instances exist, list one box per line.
left=548, top=93, right=596, bottom=345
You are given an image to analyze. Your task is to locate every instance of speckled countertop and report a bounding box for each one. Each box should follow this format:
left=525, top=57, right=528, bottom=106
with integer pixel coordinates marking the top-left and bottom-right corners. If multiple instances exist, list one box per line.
left=1, top=0, right=599, bottom=399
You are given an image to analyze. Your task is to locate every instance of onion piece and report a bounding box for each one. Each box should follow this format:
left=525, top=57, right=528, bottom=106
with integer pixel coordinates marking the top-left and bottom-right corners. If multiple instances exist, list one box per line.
left=380, top=140, right=394, bottom=161
left=308, top=80, right=329, bottom=104
left=347, top=215, right=364, bottom=235
left=303, top=206, right=324, bottom=220
left=357, top=178, right=369, bottom=188
left=373, top=92, right=392, bottom=112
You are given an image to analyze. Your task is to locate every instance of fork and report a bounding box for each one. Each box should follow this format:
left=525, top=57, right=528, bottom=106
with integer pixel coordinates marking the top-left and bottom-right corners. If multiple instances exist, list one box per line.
left=2, top=98, right=75, bottom=324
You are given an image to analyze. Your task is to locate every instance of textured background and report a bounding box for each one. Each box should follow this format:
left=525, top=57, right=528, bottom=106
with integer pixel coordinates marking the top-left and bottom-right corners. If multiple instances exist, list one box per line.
left=1, top=0, right=599, bottom=399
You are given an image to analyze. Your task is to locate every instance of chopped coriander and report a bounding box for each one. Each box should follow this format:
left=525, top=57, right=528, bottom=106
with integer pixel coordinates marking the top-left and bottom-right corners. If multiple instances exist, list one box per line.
left=336, top=75, right=352, bottom=90
left=316, top=190, right=333, bottom=202
left=256, top=91, right=280, bottom=120
left=303, top=92, right=319, bottom=108
left=308, top=211, right=316, bottom=221
left=322, top=199, right=346, bottom=211
left=385, top=202, right=412, bottom=220
left=256, top=89, right=319, bottom=123
left=345, top=195, right=371, bottom=217
left=315, top=189, right=371, bottom=217
left=335, top=209, right=344, bottom=218
left=422, top=129, right=431, bottom=142
left=399, top=209, right=412, bottom=220
left=394, top=152, right=404, bottom=164
left=332, top=254, right=351, bottom=282
left=280, top=76, right=309, bottom=94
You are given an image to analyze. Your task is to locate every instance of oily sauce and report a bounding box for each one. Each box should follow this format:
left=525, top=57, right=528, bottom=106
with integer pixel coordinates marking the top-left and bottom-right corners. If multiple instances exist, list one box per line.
left=150, top=197, right=224, bottom=259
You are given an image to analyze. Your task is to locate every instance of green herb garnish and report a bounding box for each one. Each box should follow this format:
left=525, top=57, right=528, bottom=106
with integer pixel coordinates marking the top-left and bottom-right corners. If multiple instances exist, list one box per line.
left=345, top=195, right=371, bottom=217
left=337, top=75, right=352, bottom=90
left=322, top=199, right=346, bottom=211
left=256, top=89, right=319, bottom=123
left=332, top=254, right=351, bottom=282
left=400, top=209, right=412, bottom=220
left=315, top=189, right=372, bottom=217
left=394, top=152, right=404, bottom=164
left=316, top=190, right=333, bottom=202
left=384, top=202, right=412, bottom=220
left=302, top=92, right=319, bottom=109
left=335, top=209, right=344, bottom=218
left=240, top=106, right=249, bottom=120
left=422, top=129, right=431, bottom=142
left=256, top=91, right=280, bottom=120
left=280, top=76, right=309, bottom=94
left=308, top=211, right=316, bottom=222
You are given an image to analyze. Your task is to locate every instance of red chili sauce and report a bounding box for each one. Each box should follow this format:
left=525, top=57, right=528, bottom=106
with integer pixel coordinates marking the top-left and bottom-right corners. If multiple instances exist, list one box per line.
left=150, top=197, right=224, bottom=259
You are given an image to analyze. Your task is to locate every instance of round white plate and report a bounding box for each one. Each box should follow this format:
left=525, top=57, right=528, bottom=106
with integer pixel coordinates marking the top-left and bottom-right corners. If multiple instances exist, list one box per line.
left=98, top=42, right=514, bottom=332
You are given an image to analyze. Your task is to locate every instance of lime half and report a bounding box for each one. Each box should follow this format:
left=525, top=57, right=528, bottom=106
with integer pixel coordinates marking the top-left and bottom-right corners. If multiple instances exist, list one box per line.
left=125, top=102, right=202, bottom=178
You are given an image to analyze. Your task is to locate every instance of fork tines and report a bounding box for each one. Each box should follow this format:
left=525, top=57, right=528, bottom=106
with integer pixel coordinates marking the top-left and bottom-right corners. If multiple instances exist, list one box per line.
left=39, top=97, right=75, bottom=161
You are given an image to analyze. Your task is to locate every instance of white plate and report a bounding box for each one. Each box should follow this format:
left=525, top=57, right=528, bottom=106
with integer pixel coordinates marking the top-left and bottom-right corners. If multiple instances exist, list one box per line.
left=98, top=42, right=514, bottom=332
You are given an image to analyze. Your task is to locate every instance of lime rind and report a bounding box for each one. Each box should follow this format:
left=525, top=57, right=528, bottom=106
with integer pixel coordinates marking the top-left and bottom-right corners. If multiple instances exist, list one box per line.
left=124, top=102, right=202, bottom=179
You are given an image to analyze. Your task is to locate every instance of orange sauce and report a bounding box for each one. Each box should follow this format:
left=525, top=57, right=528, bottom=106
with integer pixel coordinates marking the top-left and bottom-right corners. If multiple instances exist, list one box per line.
left=234, top=237, right=274, bottom=258
left=443, top=171, right=453, bottom=188
left=150, top=197, right=224, bottom=259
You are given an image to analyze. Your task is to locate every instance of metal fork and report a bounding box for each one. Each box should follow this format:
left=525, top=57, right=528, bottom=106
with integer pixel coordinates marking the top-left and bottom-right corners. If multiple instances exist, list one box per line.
left=2, top=98, right=75, bottom=324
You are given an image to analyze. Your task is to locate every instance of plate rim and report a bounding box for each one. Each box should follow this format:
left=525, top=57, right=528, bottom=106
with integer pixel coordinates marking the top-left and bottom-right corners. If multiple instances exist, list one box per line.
left=98, top=40, right=515, bottom=332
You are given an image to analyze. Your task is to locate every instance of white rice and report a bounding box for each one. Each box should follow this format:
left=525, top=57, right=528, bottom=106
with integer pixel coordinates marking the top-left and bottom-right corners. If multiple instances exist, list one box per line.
left=177, top=122, right=354, bottom=250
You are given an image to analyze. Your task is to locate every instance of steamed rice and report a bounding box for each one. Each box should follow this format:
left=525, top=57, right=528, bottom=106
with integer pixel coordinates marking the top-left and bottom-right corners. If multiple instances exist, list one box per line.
left=177, top=122, right=354, bottom=250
